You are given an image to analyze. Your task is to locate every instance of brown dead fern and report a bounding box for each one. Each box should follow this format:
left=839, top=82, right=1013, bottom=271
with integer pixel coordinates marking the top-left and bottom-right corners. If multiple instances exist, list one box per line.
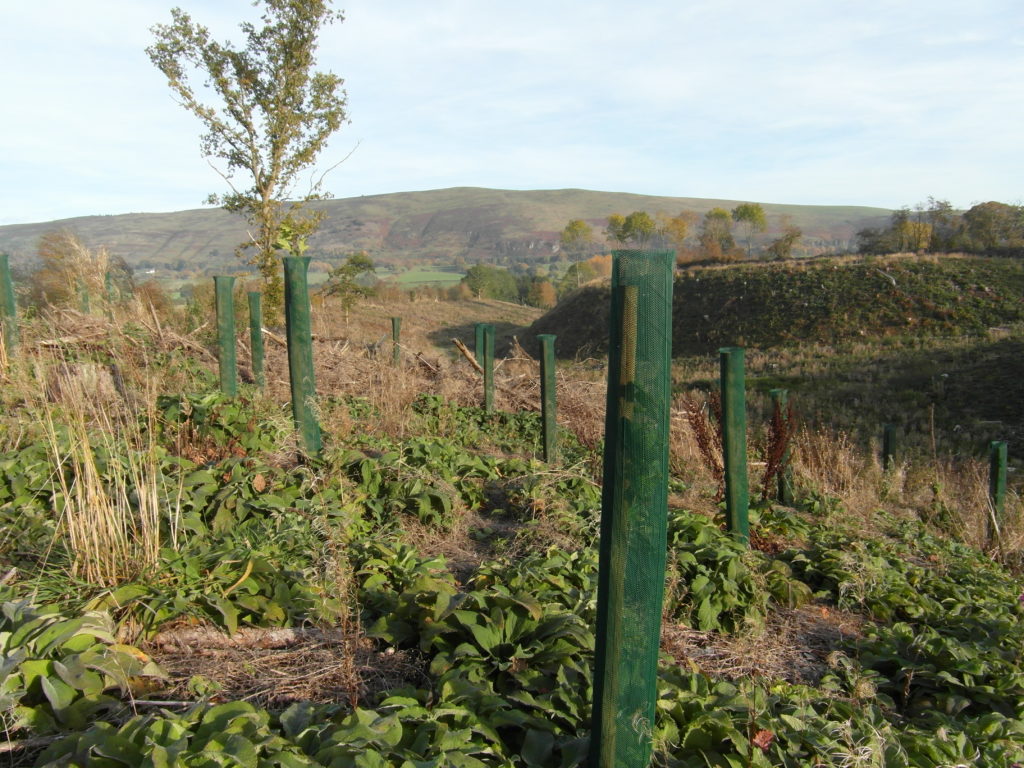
left=760, top=400, right=797, bottom=501
left=681, top=391, right=725, bottom=500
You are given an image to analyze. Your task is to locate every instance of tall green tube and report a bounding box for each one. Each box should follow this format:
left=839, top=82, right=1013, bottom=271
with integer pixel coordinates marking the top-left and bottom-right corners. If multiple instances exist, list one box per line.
left=283, top=256, right=322, bottom=457
left=0, top=254, right=18, bottom=355
left=104, top=271, right=116, bottom=320
left=483, top=324, right=495, bottom=414
left=990, top=440, right=1008, bottom=540
left=591, top=250, right=673, bottom=768
left=720, top=346, right=749, bottom=544
left=882, top=424, right=897, bottom=471
left=391, top=316, right=402, bottom=367
left=474, top=322, right=486, bottom=366
left=248, top=292, right=265, bottom=390
left=78, top=279, right=91, bottom=314
left=769, top=388, right=793, bottom=505
left=538, top=334, right=557, bottom=462
left=213, top=276, right=238, bottom=396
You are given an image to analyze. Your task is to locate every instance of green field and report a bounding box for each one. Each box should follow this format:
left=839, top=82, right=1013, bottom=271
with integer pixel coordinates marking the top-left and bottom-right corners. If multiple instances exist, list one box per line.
left=378, top=266, right=465, bottom=287
left=158, top=267, right=435, bottom=304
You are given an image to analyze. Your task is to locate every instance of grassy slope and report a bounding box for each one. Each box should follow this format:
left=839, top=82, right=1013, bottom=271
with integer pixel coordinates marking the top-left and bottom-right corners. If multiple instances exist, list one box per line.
left=524, top=254, right=1024, bottom=459
left=0, top=187, right=891, bottom=268
left=526, top=254, right=1024, bottom=359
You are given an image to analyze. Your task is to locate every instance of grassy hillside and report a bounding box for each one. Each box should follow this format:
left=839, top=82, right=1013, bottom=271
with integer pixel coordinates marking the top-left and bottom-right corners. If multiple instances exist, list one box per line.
left=523, top=254, right=1024, bottom=462
left=526, top=254, right=1024, bottom=358
left=0, top=187, right=891, bottom=270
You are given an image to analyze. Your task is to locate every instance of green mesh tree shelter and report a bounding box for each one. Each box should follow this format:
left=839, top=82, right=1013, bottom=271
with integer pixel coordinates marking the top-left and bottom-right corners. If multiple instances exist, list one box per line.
left=78, top=279, right=91, bottom=315
left=0, top=254, right=18, bottom=355
left=769, top=388, right=793, bottom=505
left=391, top=316, right=402, bottom=367
left=989, top=440, right=1008, bottom=544
left=538, top=334, right=557, bottom=462
left=213, top=276, right=238, bottom=396
left=591, top=249, right=674, bottom=768
left=483, top=324, right=495, bottom=413
left=248, top=292, right=266, bottom=390
left=720, top=347, right=749, bottom=544
left=882, top=424, right=897, bottom=471
left=104, top=271, right=115, bottom=320
left=283, top=256, right=322, bottom=457
left=474, top=323, right=486, bottom=365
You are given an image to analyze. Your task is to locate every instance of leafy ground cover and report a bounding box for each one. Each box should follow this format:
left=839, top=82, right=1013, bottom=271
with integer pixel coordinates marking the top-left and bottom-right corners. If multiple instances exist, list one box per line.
left=1, top=293, right=1023, bottom=766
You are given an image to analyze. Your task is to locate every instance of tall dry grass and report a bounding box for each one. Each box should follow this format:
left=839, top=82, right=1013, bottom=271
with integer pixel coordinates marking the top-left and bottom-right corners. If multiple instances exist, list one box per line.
left=0, top=298, right=194, bottom=587
left=43, top=413, right=155, bottom=585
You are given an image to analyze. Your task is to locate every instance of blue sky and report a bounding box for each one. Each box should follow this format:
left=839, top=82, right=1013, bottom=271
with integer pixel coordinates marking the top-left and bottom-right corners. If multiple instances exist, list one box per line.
left=1, top=0, right=1021, bottom=225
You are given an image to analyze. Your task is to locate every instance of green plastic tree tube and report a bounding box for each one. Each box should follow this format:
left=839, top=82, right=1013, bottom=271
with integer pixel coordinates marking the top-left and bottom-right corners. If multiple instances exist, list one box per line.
left=283, top=256, right=322, bottom=457
left=248, top=292, right=265, bottom=390
left=990, top=440, right=1008, bottom=539
left=590, top=250, right=674, bottom=768
left=104, top=271, right=116, bottom=319
left=213, top=276, right=238, bottom=396
left=0, top=254, right=18, bottom=355
left=882, top=424, right=897, bottom=471
left=538, top=334, right=557, bottom=462
left=391, top=316, right=402, bottom=367
left=474, top=322, right=486, bottom=365
left=769, top=388, right=793, bottom=505
left=720, top=346, right=749, bottom=544
left=483, top=323, right=495, bottom=414
left=78, top=279, right=91, bottom=314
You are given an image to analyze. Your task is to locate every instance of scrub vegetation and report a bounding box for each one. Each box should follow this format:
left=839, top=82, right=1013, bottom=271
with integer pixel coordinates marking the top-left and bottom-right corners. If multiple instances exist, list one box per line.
left=0, top=251, right=1023, bottom=766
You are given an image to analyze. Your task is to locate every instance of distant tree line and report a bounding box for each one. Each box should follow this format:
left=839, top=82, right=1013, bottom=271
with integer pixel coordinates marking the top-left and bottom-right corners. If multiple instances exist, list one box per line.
left=857, top=199, right=1024, bottom=256
left=558, top=203, right=802, bottom=268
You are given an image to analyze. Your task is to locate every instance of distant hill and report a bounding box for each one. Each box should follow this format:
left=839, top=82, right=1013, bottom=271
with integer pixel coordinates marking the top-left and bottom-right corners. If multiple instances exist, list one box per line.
left=521, top=254, right=1024, bottom=358
left=0, top=187, right=891, bottom=270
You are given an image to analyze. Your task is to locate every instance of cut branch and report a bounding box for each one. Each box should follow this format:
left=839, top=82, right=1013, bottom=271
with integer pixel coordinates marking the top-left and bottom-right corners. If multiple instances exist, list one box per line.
left=452, top=338, right=483, bottom=374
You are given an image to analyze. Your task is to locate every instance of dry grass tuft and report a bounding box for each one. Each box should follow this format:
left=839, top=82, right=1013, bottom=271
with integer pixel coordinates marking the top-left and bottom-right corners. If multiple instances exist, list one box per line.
left=661, top=604, right=866, bottom=686
left=38, top=379, right=176, bottom=586
left=156, top=632, right=426, bottom=710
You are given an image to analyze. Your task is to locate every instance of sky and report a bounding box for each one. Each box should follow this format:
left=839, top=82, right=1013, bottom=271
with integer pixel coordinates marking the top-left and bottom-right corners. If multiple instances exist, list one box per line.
left=1, top=0, right=1022, bottom=225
